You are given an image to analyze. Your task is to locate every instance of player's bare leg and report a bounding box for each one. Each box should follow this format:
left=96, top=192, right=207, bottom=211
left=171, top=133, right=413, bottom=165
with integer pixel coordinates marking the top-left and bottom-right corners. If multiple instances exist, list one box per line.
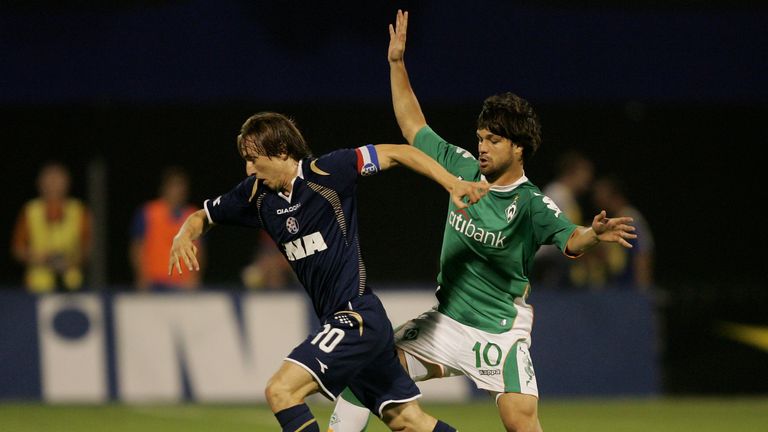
left=265, top=361, right=322, bottom=431
left=495, top=392, right=543, bottom=432
left=329, top=348, right=452, bottom=432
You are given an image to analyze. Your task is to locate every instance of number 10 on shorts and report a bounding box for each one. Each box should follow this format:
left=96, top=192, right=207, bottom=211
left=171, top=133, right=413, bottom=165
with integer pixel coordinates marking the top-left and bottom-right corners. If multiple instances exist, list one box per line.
left=472, top=341, right=502, bottom=367
left=311, top=324, right=345, bottom=353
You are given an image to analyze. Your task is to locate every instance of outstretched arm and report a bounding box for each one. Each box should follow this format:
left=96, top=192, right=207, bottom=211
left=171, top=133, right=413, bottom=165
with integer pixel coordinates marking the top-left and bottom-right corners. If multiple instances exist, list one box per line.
left=389, top=10, right=426, bottom=144
left=375, top=144, right=488, bottom=208
left=168, top=209, right=210, bottom=276
left=565, top=210, right=636, bottom=256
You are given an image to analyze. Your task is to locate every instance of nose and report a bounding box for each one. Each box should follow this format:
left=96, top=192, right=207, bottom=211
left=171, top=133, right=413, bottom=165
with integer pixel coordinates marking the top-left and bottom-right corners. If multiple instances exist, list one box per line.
left=478, top=139, right=489, bottom=154
left=245, top=161, right=256, bottom=176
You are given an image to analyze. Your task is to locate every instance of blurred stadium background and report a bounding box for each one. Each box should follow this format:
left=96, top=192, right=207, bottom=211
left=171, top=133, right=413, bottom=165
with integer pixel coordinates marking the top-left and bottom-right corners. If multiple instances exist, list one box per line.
left=1, top=1, right=767, bottom=430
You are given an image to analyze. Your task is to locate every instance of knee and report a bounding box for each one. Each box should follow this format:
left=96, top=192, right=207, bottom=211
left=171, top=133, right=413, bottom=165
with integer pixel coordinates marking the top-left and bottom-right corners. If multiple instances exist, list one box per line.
left=381, top=403, right=432, bottom=432
left=501, top=411, right=540, bottom=432
left=265, top=377, right=293, bottom=411
left=499, top=400, right=539, bottom=432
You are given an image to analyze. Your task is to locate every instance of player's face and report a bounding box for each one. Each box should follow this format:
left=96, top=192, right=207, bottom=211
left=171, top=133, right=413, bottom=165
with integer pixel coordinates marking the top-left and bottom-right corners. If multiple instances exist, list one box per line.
left=476, top=129, right=521, bottom=180
left=244, top=154, right=285, bottom=190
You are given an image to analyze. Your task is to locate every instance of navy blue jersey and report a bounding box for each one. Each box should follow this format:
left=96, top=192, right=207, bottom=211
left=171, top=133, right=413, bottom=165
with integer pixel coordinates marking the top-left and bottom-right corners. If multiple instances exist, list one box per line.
left=204, top=145, right=382, bottom=321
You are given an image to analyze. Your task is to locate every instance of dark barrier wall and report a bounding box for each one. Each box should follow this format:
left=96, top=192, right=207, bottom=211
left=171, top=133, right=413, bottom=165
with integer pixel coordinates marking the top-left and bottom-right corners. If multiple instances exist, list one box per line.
left=1, top=104, right=764, bottom=288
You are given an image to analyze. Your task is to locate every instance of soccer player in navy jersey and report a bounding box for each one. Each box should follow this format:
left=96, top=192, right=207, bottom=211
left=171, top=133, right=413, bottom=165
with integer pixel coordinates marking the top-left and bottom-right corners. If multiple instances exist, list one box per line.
left=168, top=112, right=486, bottom=432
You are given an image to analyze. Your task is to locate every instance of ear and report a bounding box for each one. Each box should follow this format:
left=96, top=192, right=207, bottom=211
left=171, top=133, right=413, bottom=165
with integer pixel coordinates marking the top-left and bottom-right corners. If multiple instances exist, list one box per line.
left=512, top=142, right=524, bottom=161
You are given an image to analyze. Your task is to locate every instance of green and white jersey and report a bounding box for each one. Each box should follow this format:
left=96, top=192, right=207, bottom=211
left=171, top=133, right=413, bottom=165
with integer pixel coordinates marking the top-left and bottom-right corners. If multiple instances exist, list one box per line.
left=414, top=126, right=578, bottom=334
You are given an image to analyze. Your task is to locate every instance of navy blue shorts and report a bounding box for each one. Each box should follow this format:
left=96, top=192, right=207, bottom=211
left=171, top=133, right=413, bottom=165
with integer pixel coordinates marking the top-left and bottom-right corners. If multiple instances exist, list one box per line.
left=286, top=293, right=421, bottom=417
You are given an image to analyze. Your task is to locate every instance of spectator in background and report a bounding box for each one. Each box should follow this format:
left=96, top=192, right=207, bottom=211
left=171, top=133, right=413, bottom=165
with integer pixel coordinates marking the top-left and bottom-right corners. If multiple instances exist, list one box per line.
left=591, top=175, right=654, bottom=290
left=11, top=162, right=92, bottom=292
left=241, top=231, right=295, bottom=290
left=533, top=151, right=594, bottom=288
left=130, top=167, right=203, bottom=291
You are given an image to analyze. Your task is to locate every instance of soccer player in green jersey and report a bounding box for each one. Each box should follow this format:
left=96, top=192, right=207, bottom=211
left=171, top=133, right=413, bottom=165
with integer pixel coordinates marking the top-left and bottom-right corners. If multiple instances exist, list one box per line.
left=328, top=10, right=637, bottom=432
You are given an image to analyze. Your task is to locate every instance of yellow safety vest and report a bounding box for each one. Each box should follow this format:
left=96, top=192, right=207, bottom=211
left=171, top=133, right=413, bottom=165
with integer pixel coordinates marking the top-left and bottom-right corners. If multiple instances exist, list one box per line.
left=24, top=198, right=85, bottom=292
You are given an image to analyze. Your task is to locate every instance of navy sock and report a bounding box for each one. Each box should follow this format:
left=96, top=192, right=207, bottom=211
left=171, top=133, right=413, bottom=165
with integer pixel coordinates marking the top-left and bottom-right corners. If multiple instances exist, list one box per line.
left=274, top=404, right=319, bottom=432
left=432, top=419, right=457, bottom=432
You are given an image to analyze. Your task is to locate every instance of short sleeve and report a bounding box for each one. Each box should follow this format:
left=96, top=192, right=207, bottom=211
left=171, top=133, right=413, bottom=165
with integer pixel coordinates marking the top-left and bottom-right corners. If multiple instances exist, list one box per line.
left=307, top=145, right=383, bottom=195
left=413, top=125, right=480, bottom=181
left=530, top=193, right=578, bottom=253
left=204, top=176, right=262, bottom=229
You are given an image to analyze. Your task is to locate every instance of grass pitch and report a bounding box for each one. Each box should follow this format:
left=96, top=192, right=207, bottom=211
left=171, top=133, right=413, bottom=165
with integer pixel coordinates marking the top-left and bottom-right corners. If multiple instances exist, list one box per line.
left=1, top=398, right=767, bottom=431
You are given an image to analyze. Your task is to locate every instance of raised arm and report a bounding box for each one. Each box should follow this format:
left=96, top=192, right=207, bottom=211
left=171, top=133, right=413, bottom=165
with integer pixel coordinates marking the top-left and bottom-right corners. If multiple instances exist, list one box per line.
left=565, top=210, right=636, bottom=256
left=168, top=209, right=210, bottom=276
left=389, top=10, right=426, bottom=144
left=375, top=144, right=488, bottom=208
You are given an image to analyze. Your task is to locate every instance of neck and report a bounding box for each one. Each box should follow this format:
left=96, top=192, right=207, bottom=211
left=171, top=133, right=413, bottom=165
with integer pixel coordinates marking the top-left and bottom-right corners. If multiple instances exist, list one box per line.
left=488, top=165, right=524, bottom=187
left=280, top=159, right=300, bottom=195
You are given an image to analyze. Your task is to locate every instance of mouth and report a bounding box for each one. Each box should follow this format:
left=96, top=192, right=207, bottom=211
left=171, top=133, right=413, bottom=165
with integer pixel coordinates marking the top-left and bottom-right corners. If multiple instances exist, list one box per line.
left=479, top=155, right=490, bottom=170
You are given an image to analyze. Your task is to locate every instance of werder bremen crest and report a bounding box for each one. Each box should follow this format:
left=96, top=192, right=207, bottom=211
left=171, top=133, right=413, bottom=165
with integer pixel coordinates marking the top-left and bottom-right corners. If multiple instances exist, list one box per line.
left=506, top=196, right=519, bottom=223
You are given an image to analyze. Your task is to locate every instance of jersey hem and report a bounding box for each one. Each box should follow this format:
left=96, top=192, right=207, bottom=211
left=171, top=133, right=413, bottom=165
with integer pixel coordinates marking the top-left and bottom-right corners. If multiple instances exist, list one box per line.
left=377, top=394, right=422, bottom=418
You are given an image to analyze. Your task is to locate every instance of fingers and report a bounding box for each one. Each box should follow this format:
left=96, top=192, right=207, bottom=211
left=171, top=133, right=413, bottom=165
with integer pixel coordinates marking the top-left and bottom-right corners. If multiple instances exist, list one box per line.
left=389, top=23, right=395, bottom=40
left=451, top=193, right=468, bottom=209
left=167, top=245, right=200, bottom=276
left=168, top=253, right=182, bottom=275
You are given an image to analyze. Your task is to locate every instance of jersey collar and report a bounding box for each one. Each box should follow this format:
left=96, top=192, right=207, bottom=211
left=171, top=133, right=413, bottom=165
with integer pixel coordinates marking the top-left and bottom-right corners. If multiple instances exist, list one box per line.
left=277, top=160, right=305, bottom=203
left=481, top=172, right=529, bottom=193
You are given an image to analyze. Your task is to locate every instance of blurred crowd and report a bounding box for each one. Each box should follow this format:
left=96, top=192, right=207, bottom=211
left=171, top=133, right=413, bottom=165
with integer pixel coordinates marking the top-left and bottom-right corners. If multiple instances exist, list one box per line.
left=10, top=162, right=294, bottom=293
left=532, top=151, right=655, bottom=291
left=11, top=156, right=651, bottom=293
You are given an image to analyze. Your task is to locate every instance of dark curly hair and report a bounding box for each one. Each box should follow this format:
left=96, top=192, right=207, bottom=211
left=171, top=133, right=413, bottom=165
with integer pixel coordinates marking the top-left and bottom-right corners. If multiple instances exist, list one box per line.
left=476, top=93, right=542, bottom=165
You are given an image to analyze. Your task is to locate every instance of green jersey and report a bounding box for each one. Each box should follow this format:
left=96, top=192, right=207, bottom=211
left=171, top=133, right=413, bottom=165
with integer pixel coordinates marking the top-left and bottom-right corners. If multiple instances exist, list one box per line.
left=414, top=126, right=578, bottom=334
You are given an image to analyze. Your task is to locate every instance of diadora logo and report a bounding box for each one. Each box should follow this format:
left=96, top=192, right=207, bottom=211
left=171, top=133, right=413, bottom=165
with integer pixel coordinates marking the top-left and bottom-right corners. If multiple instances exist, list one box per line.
left=283, top=231, right=328, bottom=261
left=276, top=203, right=301, bottom=215
left=448, top=210, right=507, bottom=248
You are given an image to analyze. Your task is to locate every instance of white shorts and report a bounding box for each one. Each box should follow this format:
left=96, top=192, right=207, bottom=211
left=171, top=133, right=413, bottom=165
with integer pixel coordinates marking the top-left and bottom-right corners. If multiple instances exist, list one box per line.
left=394, top=298, right=538, bottom=397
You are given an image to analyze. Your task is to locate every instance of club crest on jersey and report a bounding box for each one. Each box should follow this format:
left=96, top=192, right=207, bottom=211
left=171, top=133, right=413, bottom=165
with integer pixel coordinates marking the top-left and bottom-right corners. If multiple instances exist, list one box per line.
left=286, top=216, right=300, bottom=234
left=506, top=196, right=519, bottom=223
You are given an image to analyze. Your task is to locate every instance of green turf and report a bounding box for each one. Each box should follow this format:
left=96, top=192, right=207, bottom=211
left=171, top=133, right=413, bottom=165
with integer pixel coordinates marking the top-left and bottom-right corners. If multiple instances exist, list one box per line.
left=1, top=398, right=767, bottom=431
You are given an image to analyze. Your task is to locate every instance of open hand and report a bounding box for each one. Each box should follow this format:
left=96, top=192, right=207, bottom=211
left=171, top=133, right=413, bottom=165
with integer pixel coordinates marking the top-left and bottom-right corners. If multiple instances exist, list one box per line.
left=388, top=9, right=408, bottom=63
left=591, top=210, right=636, bottom=248
left=168, top=235, right=200, bottom=276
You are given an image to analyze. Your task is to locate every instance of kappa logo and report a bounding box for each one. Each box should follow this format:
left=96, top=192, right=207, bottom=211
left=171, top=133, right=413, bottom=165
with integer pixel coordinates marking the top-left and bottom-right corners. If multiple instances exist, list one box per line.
left=479, top=369, right=501, bottom=376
